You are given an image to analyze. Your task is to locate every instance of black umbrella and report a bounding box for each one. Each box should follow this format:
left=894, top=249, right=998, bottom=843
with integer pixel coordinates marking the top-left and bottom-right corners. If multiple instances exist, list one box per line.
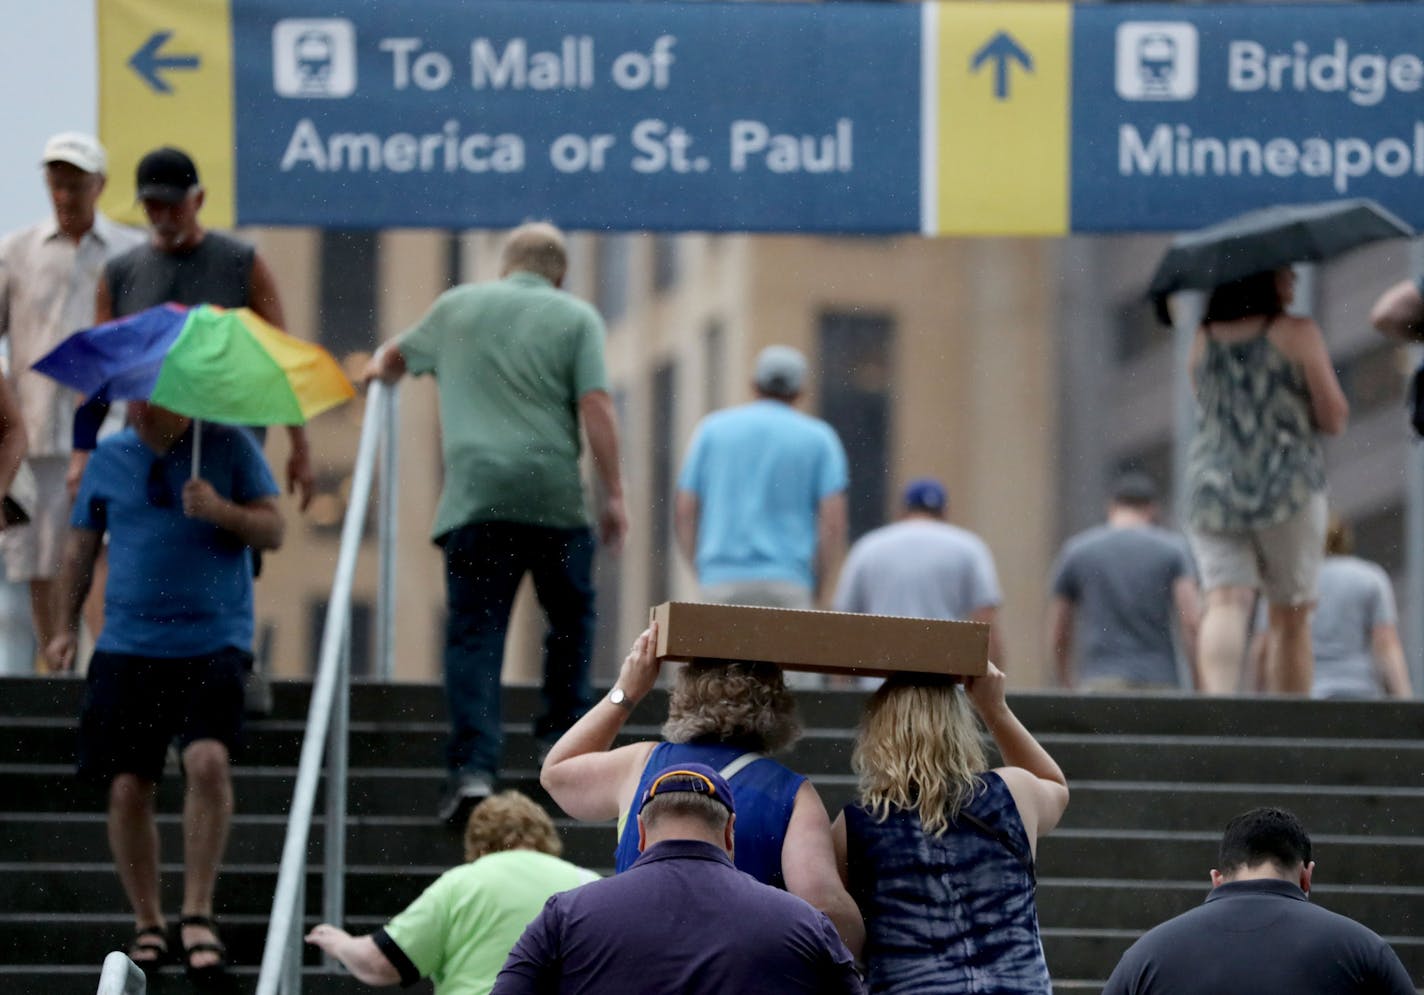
left=1149, top=198, right=1414, bottom=324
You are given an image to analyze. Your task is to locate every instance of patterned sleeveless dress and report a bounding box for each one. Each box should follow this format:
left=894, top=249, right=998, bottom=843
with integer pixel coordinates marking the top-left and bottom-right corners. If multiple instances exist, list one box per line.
left=1187, top=320, right=1325, bottom=533
left=843, top=772, right=1051, bottom=994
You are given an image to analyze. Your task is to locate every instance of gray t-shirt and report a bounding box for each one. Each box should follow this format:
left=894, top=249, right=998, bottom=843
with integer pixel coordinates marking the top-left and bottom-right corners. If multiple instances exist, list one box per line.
left=1312, top=555, right=1396, bottom=700
left=1051, top=524, right=1192, bottom=686
left=833, top=519, right=1000, bottom=620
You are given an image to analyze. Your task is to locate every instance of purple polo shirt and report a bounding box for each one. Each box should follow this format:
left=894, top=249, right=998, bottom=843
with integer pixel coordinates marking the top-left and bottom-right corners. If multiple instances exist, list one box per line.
left=492, top=839, right=863, bottom=995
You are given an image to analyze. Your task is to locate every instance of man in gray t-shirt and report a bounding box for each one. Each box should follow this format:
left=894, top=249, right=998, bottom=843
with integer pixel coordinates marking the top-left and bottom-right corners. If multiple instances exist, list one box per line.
left=1049, top=474, right=1200, bottom=690
left=834, top=478, right=1005, bottom=663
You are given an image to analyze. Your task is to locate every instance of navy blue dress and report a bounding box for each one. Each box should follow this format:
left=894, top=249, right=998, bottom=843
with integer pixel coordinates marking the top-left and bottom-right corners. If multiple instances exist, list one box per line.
left=843, top=771, right=1051, bottom=994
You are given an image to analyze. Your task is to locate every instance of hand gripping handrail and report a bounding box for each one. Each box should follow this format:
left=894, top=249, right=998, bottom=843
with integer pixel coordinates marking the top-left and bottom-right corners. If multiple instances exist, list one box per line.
left=254, top=380, right=398, bottom=995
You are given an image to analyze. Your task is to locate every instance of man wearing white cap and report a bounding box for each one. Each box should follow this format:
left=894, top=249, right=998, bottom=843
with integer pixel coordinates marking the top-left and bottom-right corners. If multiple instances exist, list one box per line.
left=0, top=133, right=143, bottom=670
left=675, top=345, right=848, bottom=615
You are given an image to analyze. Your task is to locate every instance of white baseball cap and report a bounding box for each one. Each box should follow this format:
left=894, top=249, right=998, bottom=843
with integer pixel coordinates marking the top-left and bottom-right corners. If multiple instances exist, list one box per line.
left=41, top=133, right=107, bottom=175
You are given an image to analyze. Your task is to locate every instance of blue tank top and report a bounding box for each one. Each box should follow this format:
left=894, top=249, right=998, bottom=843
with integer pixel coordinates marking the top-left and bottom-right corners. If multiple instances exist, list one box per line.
left=614, top=741, right=805, bottom=888
left=843, top=772, right=1051, bottom=995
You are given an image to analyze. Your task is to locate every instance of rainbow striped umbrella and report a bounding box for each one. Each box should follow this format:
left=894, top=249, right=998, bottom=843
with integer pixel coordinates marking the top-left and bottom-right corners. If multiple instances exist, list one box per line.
left=35, top=303, right=355, bottom=475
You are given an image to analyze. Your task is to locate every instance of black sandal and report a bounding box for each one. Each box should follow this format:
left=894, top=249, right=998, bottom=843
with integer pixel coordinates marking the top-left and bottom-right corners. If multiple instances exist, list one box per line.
left=129, top=924, right=170, bottom=976
left=179, top=914, right=232, bottom=989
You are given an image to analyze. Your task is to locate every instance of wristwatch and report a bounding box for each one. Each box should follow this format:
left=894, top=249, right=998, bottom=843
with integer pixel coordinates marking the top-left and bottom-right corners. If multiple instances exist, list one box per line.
left=608, top=687, right=635, bottom=711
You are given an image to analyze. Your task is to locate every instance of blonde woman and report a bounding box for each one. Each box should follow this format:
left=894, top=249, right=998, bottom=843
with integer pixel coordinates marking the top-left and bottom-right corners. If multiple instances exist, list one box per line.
left=541, top=622, right=865, bottom=957
left=306, top=791, right=597, bottom=995
left=832, top=664, right=1068, bottom=994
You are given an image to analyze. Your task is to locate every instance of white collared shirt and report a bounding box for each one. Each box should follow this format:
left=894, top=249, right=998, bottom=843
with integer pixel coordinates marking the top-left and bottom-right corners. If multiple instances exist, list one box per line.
left=0, top=213, right=145, bottom=455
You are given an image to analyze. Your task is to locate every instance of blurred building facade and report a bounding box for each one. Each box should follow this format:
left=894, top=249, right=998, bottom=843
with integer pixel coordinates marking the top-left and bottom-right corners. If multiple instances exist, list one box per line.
left=234, top=226, right=1419, bottom=692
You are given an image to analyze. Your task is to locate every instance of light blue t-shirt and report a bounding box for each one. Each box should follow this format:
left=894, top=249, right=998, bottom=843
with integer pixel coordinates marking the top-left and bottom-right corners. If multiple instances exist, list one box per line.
left=72, top=424, right=278, bottom=657
left=677, top=400, right=848, bottom=589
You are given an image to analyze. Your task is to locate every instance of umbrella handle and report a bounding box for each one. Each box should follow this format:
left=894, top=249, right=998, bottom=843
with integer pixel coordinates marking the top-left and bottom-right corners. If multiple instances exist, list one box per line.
left=191, top=419, right=202, bottom=480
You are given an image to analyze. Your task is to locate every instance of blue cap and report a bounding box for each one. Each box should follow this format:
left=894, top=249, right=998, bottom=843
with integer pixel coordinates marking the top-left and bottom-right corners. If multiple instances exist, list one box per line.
left=903, top=477, right=947, bottom=513
left=638, top=762, right=735, bottom=815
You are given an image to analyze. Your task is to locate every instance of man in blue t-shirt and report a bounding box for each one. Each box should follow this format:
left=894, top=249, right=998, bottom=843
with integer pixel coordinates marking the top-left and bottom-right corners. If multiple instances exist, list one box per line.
left=47, top=400, right=282, bottom=980
left=674, top=345, right=848, bottom=611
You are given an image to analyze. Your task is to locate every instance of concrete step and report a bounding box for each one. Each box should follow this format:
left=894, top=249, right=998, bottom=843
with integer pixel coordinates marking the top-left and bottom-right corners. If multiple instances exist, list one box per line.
left=7, top=676, right=1424, bottom=740
left=0, top=965, right=432, bottom=995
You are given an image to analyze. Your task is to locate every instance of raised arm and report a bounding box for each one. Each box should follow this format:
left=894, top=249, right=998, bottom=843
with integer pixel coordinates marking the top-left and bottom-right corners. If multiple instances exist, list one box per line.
left=578, top=389, right=628, bottom=553
left=540, top=624, right=659, bottom=821
left=781, top=781, right=865, bottom=959
left=1370, top=277, right=1424, bottom=342
left=965, top=663, right=1069, bottom=850
left=181, top=487, right=285, bottom=550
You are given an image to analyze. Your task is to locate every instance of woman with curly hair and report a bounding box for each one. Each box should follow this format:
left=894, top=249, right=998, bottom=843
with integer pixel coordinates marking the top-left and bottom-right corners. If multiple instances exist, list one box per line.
left=832, top=664, right=1068, bottom=994
left=541, top=622, right=864, bottom=956
left=306, top=791, right=598, bottom=994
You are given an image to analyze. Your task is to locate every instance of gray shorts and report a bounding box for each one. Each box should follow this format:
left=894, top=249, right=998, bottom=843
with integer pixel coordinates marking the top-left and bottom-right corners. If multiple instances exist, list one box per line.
left=1190, top=492, right=1327, bottom=606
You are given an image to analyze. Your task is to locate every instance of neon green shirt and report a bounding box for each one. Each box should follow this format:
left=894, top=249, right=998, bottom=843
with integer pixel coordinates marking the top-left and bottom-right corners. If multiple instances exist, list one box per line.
left=397, top=271, right=609, bottom=539
left=381, top=849, right=599, bottom=995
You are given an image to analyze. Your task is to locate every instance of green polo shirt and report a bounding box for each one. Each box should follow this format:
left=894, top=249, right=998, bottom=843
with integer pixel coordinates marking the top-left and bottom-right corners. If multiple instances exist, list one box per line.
left=376, top=850, right=599, bottom=995
left=397, top=271, right=608, bottom=539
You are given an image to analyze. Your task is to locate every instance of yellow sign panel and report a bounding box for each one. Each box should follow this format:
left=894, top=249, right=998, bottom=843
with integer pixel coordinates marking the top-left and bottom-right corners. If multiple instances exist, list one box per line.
left=929, top=2, right=1070, bottom=236
left=96, top=0, right=236, bottom=228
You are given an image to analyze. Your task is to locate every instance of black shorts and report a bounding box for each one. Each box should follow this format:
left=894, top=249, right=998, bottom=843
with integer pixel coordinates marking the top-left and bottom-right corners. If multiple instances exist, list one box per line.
left=76, top=647, right=251, bottom=785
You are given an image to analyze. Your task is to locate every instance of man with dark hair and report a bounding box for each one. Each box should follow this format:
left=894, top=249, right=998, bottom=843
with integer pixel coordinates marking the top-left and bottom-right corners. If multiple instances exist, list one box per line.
left=76, top=146, right=314, bottom=509
left=493, top=763, right=863, bottom=994
left=1048, top=473, right=1200, bottom=690
left=834, top=476, right=1005, bottom=663
left=1103, top=807, right=1414, bottom=995
left=365, top=221, right=627, bottom=824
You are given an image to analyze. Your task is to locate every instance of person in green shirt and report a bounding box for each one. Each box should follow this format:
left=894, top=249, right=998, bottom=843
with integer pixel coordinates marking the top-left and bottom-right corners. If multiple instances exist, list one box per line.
left=306, top=791, right=598, bottom=995
left=365, top=222, right=628, bottom=824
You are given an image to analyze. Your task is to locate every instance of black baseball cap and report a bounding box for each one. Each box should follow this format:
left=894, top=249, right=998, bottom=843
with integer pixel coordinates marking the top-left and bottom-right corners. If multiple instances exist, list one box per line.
left=135, top=147, right=201, bottom=203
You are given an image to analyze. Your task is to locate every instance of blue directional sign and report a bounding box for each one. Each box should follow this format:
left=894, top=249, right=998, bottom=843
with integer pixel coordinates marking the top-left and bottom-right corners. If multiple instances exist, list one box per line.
left=96, top=0, right=1424, bottom=234
left=1072, top=4, right=1424, bottom=231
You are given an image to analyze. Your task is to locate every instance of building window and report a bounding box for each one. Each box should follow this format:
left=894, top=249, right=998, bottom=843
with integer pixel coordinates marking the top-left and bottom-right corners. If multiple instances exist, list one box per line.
left=819, top=310, right=895, bottom=539
left=318, top=230, right=378, bottom=359
left=596, top=235, right=630, bottom=326
left=445, top=232, right=466, bottom=288
left=653, top=235, right=679, bottom=292
left=649, top=363, right=677, bottom=607
left=703, top=319, right=725, bottom=414
left=308, top=597, right=373, bottom=678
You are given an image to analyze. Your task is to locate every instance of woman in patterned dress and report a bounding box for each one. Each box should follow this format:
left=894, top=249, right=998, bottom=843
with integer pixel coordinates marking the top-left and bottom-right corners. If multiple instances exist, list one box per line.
left=1187, top=267, right=1348, bottom=694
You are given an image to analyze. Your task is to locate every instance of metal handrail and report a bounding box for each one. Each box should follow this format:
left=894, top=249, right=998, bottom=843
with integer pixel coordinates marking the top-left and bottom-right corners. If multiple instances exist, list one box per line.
left=95, top=951, right=146, bottom=995
left=254, top=381, right=398, bottom=995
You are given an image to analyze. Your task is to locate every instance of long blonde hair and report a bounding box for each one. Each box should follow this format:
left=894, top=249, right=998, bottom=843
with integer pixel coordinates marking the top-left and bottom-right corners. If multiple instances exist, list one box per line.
left=852, top=677, right=987, bottom=835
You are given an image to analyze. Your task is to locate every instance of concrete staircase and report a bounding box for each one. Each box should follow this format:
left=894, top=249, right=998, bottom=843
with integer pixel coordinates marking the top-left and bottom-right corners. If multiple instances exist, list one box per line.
left=2, top=676, right=1421, bottom=994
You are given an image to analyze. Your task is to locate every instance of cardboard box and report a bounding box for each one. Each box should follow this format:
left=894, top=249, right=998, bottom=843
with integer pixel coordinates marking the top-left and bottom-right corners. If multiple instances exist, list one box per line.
left=650, top=601, right=988, bottom=678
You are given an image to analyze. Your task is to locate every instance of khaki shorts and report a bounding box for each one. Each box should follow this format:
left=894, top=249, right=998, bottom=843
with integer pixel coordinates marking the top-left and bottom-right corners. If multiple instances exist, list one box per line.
left=1190, top=492, right=1327, bottom=606
left=1, top=456, right=70, bottom=583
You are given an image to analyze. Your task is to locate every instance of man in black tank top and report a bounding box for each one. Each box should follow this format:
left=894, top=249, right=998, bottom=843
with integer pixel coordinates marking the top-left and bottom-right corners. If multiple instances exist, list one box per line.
left=70, top=147, right=315, bottom=509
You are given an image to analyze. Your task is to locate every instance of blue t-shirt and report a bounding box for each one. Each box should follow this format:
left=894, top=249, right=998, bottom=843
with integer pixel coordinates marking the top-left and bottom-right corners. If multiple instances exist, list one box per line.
left=677, top=400, right=848, bottom=589
left=72, top=423, right=279, bottom=658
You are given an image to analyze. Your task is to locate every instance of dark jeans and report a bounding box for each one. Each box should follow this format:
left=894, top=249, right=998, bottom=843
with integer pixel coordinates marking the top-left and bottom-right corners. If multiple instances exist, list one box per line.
left=441, top=520, right=596, bottom=777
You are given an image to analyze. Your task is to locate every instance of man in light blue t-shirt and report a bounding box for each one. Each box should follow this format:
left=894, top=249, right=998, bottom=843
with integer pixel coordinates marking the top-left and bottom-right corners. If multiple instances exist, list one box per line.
left=674, top=346, right=848, bottom=611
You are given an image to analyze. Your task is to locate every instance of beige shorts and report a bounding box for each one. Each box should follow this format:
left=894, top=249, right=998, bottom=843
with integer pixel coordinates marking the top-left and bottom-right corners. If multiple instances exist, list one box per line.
left=1190, top=492, right=1327, bottom=606
left=1, top=456, right=70, bottom=583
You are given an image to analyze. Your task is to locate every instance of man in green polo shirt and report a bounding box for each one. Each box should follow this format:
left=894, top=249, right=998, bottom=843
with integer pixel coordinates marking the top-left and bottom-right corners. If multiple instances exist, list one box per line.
left=306, top=791, right=599, bottom=995
left=366, top=222, right=627, bottom=823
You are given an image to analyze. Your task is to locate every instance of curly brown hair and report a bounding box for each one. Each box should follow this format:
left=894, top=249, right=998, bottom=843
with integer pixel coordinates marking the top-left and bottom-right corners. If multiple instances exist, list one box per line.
left=660, top=660, right=802, bottom=754
left=463, top=790, right=563, bottom=862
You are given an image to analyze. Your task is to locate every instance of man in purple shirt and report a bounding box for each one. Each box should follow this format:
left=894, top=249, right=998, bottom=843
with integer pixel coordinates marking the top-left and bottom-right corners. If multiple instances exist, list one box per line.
left=493, top=763, right=864, bottom=995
